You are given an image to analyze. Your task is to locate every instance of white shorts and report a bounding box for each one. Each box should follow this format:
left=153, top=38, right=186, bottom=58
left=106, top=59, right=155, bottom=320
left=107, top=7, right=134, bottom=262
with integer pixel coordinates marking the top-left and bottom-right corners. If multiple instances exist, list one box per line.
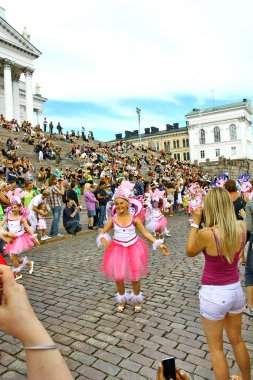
left=199, top=281, right=245, bottom=321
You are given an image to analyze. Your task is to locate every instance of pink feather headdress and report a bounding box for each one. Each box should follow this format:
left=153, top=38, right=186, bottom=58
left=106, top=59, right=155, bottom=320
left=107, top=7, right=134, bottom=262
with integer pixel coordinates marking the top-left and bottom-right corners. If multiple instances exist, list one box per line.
left=6, top=188, right=25, bottom=200
left=6, top=188, right=29, bottom=217
left=113, top=181, right=134, bottom=202
left=241, top=181, right=252, bottom=193
left=150, top=188, right=165, bottom=202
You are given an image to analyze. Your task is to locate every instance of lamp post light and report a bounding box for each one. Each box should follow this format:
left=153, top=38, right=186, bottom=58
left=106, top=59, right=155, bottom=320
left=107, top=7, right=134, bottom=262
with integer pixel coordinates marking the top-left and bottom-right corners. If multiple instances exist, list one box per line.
left=136, top=107, right=141, bottom=145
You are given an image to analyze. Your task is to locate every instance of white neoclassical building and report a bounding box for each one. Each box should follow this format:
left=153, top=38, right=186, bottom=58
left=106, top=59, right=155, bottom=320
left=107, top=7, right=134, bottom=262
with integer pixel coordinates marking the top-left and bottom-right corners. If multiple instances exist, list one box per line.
left=0, top=7, right=46, bottom=125
left=186, top=99, right=253, bottom=164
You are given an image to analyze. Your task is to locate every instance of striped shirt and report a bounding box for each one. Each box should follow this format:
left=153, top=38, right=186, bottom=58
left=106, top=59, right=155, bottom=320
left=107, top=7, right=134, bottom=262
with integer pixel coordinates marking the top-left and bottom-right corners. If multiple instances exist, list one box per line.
left=49, top=185, right=62, bottom=208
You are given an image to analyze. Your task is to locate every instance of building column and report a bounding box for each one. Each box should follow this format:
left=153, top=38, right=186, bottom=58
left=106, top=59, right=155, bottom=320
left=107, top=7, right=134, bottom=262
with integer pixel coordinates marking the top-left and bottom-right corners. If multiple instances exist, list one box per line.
left=12, top=72, right=21, bottom=123
left=3, top=59, right=14, bottom=120
left=36, top=110, right=42, bottom=126
left=24, top=68, right=34, bottom=123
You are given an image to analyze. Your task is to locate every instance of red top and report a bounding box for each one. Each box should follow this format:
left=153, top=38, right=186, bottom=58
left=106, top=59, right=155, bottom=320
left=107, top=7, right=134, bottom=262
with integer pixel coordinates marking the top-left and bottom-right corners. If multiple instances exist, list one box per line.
left=202, top=227, right=245, bottom=286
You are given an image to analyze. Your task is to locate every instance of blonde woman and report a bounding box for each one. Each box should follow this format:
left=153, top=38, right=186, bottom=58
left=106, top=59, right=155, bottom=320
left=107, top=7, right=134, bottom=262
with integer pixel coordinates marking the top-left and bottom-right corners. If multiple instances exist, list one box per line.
left=186, top=187, right=250, bottom=380
left=84, top=183, right=97, bottom=230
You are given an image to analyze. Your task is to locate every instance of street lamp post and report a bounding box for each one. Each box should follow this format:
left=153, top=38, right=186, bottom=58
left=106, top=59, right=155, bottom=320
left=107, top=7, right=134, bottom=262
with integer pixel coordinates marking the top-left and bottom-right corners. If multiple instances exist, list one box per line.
left=136, top=107, right=141, bottom=145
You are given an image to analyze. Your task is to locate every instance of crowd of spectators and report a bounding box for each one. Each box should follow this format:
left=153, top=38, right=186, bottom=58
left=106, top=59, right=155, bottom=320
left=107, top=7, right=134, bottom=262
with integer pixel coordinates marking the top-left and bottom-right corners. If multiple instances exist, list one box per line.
left=0, top=113, right=215, bottom=237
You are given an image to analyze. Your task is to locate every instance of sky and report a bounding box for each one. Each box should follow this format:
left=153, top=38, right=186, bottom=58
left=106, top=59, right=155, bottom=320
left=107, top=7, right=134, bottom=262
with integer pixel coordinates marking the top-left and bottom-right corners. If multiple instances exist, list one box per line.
left=1, top=0, right=253, bottom=141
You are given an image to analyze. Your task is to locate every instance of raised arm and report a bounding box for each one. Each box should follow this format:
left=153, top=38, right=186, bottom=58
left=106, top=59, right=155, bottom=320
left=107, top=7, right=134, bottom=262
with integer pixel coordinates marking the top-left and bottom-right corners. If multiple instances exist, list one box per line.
left=186, top=208, right=206, bottom=257
left=0, top=265, right=73, bottom=380
left=135, top=217, right=170, bottom=256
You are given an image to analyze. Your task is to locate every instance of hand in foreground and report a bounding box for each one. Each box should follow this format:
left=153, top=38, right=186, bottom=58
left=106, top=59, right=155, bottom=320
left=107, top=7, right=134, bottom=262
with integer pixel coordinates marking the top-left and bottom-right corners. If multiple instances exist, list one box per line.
left=238, top=208, right=246, bottom=219
left=156, top=363, right=190, bottom=380
left=34, top=237, right=40, bottom=247
left=159, top=244, right=170, bottom=256
left=102, top=238, right=111, bottom=250
left=0, top=265, right=39, bottom=342
left=193, top=207, right=203, bottom=225
left=0, top=231, right=16, bottom=243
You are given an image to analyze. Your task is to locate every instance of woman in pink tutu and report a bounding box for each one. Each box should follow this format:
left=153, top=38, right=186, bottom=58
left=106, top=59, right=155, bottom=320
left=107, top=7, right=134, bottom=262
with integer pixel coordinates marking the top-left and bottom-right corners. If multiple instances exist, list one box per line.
left=97, top=181, right=169, bottom=313
left=0, top=196, right=39, bottom=280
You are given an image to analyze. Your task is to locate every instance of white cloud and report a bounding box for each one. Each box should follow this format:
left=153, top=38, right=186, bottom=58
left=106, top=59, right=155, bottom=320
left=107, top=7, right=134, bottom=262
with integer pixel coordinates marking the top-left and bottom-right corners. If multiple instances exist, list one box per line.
left=1, top=0, right=253, bottom=102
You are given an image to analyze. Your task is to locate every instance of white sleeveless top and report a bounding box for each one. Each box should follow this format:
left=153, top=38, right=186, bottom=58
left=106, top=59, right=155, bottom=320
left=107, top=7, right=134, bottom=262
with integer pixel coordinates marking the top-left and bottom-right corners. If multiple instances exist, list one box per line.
left=7, top=218, right=25, bottom=236
left=113, top=215, right=138, bottom=247
left=151, top=208, right=163, bottom=220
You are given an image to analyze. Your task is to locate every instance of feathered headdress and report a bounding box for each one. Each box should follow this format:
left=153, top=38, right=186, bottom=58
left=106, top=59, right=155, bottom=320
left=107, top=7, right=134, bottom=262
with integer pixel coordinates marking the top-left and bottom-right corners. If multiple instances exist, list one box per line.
left=111, top=181, right=144, bottom=218
left=113, top=181, right=134, bottom=202
left=150, top=188, right=165, bottom=202
left=237, top=174, right=251, bottom=192
left=6, top=188, right=25, bottom=200
left=6, top=188, right=29, bottom=217
left=238, top=174, right=250, bottom=184
left=241, top=182, right=252, bottom=193
left=189, top=183, right=198, bottom=195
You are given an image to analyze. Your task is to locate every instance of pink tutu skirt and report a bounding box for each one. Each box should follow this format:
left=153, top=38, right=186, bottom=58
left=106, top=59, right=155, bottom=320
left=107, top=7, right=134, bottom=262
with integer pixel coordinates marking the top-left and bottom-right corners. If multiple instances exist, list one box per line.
left=100, top=238, right=149, bottom=282
left=5, top=233, right=35, bottom=255
left=157, top=216, right=167, bottom=230
left=146, top=216, right=167, bottom=232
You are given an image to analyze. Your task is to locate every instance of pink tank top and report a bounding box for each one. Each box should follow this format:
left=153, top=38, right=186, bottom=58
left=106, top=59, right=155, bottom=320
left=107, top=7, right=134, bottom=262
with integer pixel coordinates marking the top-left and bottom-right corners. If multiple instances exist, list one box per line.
left=202, top=227, right=245, bottom=286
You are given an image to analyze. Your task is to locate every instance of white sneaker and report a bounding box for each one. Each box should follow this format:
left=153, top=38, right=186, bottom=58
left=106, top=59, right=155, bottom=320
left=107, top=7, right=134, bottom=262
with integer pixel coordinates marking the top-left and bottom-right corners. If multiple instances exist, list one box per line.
left=41, top=235, right=52, bottom=241
left=56, top=233, right=64, bottom=237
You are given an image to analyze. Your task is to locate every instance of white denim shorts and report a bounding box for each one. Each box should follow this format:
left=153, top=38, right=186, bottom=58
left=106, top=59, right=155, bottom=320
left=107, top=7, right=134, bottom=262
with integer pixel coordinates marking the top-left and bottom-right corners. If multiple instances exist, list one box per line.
left=199, top=281, right=245, bottom=321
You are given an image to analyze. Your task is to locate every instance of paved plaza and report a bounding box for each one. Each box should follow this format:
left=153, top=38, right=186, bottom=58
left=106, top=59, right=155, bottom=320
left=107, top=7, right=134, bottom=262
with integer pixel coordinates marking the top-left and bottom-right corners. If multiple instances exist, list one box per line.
left=0, top=215, right=252, bottom=379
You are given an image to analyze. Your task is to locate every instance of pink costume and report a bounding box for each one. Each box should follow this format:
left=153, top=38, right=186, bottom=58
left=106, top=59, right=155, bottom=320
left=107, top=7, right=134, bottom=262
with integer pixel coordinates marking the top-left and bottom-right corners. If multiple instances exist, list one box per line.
left=5, top=217, right=35, bottom=255
left=100, top=214, right=149, bottom=282
left=37, top=214, right=47, bottom=230
left=145, top=207, right=167, bottom=233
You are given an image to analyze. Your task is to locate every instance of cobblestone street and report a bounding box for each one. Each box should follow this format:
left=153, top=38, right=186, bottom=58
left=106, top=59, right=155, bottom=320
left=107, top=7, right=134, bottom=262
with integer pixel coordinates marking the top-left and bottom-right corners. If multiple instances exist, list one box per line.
left=0, top=215, right=252, bottom=379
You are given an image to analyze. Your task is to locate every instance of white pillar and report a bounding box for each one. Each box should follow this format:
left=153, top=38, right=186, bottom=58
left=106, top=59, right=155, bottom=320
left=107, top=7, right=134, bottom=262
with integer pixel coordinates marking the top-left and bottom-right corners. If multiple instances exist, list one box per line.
left=188, top=124, right=195, bottom=164
left=3, top=60, right=14, bottom=120
left=36, top=110, right=42, bottom=126
left=12, top=72, right=20, bottom=123
left=24, top=68, right=34, bottom=123
left=240, top=120, right=247, bottom=159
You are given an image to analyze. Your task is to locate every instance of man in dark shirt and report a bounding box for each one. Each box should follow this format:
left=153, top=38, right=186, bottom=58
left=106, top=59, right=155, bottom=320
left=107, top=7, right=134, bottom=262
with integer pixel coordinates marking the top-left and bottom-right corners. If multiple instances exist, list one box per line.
left=94, top=181, right=109, bottom=227
left=63, top=200, right=82, bottom=235
left=66, top=182, right=79, bottom=205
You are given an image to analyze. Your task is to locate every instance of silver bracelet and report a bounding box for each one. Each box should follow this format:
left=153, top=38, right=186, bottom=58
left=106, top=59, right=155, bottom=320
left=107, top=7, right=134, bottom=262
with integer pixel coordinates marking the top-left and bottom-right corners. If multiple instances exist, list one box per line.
left=23, top=344, right=58, bottom=350
left=190, top=223, right=199, bottom=229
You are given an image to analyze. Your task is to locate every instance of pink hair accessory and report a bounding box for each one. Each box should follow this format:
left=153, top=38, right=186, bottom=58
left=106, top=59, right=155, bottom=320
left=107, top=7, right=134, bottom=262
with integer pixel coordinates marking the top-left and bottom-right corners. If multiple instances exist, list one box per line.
left=113, top=181, right=134, bottom=202
left=241, top=182, right=252, bottom=193
left=150, top=189, right=165, bottom=202
left=189, top=183, right=198, bottom=195
left=6, top=188, right=25, bottom=199
left=216, top=179, right=226, bottom=188
left=10, top=196, right=22, bottom=205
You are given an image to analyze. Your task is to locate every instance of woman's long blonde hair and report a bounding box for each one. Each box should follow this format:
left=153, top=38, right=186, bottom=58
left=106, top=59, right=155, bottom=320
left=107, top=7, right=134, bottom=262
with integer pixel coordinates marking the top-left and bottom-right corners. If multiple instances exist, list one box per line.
left=84, top=183, right=91, bottom=193
left=203, top=187, right=242, bottom=263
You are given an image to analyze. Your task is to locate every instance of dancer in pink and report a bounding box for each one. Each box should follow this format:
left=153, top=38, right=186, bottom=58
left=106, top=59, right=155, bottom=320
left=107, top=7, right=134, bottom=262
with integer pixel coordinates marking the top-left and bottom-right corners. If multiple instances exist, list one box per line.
left=97, top=181, right=169, bottom=313
left=0, top=196, right=39, bottom=280
left=145, top=189, right=170, bottom=239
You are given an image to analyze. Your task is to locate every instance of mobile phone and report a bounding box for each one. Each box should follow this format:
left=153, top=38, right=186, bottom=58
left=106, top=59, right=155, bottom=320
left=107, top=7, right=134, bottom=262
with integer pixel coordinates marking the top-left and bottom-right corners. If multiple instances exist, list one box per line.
left=162, top=357, right=176, bottom=380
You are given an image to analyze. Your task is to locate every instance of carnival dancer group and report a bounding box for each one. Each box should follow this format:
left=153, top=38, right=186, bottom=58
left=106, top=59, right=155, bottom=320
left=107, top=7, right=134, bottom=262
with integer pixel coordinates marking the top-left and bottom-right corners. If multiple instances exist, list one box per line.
left=96, top=178, right=205, bottom=314
left=96, top=175, right=252, bottom=379
left=0, top=188, right=39, bottom=280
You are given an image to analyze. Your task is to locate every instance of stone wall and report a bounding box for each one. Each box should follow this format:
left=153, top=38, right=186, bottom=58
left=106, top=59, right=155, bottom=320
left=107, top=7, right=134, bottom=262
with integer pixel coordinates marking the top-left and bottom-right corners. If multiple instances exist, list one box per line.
left=199, top=158, right=253, bottom=179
